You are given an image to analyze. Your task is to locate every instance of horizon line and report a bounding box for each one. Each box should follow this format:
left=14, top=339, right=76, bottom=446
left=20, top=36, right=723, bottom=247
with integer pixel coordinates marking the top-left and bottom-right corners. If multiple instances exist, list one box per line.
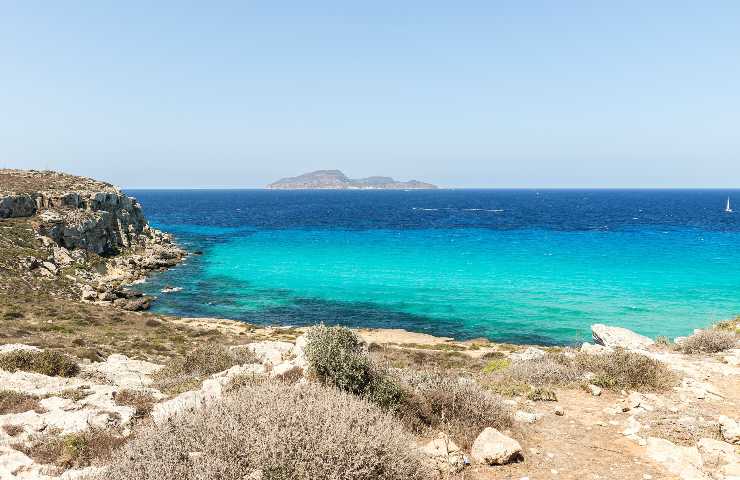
left=122, top=186, right=740, bottom=191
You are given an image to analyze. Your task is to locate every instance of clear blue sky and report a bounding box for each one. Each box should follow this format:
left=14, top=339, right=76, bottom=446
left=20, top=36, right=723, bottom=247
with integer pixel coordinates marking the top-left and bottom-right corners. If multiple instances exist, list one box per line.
left=1, top=1, right=738, bottom=188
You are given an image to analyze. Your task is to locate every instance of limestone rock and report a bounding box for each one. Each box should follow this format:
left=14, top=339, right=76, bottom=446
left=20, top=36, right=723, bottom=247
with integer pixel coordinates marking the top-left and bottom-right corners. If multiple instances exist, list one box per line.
left=471, top=428, right=523, bottom=465
left=514, top=411, right=541, bottom=424
left=646, top=437, right=709, bottom=480
left=591, top=324, right=654, bottom=350
left=510, top=347, right=546, bottom=362
left=587, top=384, right=602, bottom=396
left=247, top=341, right=295, bottom=366
left=719, top=415, right=740, bottom=444
left=82, top=354, right=163, bottom=389
left=697, top=437, right=737, bottom=468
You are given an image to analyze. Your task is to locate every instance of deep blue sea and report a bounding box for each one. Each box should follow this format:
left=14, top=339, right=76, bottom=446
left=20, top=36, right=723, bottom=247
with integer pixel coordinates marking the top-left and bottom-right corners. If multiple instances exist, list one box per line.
left=127, top=189, right=740, bottom=345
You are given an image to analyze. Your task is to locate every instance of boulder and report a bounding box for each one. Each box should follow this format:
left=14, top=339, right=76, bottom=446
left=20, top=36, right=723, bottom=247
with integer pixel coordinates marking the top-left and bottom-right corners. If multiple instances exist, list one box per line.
left=471, top=428, right=523, bottom=465
left=697, top=437, right=737, bottom=467
left=587, top=384, right=602, bottom=396
left=510, top=347, right=546, bottom=362
left=719, top=415, right=740, bottom=444
left=420, top=435, right=461, bottom=458
left=646, top=437, right=708, bottom=480
left=514, top=411, right=541, bottom=424
left=591, top=324, right=654, bottom=350
left=80, top=285, right=98, bottom=301
left=247, top=341, right=295, bottom=365
left=113, top=295, right=154, bottom=311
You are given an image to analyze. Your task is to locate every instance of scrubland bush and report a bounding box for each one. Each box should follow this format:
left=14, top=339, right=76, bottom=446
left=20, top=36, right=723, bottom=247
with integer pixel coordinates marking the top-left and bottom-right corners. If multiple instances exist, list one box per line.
left=487, top=350, right=675, bottom=392
left=99, top=381, right=430, bottom=480
left=14, top=428, right=125, bottom=470
left=678, top=329, right=737, bottom=354
left=153, top=344, right=256, bottom=394
left=114, top=389, right=157, bottom=418
left=0, top=350, right=79, bottom=377
left=576, top=350, right=676, bottom=391
left=304, top=324, right=405, bottom=410
left=397, top=370, right=512, bottom=449
left=0, top=390, right=44, bottom=415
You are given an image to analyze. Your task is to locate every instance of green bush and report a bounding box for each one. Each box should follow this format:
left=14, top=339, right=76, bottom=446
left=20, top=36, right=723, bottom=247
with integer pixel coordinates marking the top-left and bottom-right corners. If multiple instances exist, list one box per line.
left=304, top=325, right=372, bottom=395
left=0, top=350, right=79, bottom=377
left=304, top=325, right=405, bottom=410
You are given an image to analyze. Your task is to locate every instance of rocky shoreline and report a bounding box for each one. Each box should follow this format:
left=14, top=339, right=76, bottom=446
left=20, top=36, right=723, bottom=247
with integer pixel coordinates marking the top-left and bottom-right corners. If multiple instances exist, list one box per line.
left=0, top=169, right=186, bottom=310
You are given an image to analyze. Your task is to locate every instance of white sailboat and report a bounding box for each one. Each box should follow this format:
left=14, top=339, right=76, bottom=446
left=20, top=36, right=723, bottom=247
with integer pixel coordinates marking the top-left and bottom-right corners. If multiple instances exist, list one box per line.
left=726, top=197, right=733, bottom=213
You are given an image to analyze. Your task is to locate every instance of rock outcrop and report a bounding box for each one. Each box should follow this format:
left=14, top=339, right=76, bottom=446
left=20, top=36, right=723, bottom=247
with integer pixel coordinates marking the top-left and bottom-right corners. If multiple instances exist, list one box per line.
left=591, top=324, right=655, bottom=350
left=470, top=427, right=523, bottom=465
left=0, top=169, right=186, bottom=307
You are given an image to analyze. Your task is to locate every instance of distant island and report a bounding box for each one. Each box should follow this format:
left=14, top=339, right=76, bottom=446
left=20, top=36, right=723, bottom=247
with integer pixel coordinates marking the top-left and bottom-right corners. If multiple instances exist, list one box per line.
left=267, top=169, right=437, bottom=190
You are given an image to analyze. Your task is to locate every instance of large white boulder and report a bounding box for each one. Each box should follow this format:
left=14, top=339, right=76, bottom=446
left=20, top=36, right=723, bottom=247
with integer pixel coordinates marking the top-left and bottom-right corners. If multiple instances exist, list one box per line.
left=591, top=324, right=654, bottom=350
left=471, top=428, right=523, bottom=465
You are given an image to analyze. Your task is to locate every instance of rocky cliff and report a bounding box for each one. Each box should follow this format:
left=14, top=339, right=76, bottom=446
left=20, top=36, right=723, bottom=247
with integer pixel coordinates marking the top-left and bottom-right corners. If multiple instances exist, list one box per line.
left=267, top=169, right=437, bottom=189
left=0, top=170, right=150, bottom=255
left=0, top=169, right=185, bottom=309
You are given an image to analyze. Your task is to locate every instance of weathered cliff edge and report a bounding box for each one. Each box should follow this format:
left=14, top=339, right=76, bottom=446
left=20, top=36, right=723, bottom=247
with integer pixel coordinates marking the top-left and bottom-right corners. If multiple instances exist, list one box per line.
left=0, top=169, right=186, bottom=309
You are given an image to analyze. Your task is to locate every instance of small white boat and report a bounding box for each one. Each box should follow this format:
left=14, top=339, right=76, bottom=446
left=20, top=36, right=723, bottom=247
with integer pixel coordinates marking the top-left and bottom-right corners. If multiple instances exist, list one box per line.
left=726, top=197, right=733, bottom=213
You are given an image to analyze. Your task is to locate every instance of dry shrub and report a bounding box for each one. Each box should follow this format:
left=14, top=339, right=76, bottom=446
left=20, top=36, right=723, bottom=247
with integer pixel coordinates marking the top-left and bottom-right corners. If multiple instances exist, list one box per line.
left=527, top=387, right=557, bottom=402
left=500, top=354, right=584, bottom=387
left=114, top=389, right=157, bottom=418
left=98, top=381, right=430, bottom=480
left=153, top=344, right=256, bottom=394
left=488, top=350, right=675, bottom=393
left=678, top=330, right=737, bottom=354
left=575, top=350, right=676, bottom=391
left=370, top=344, right=482, bottom=371
left=0, top=389, right=44, bottom=414
left=0, top=350, right=79, bottom=377
left=14, top=428, right=126, bottom=470
left=397, top=370, right=512, bottom=449
left=2, top=424, right=23, bottom=436
left=644, top=410, right=722, bottom=446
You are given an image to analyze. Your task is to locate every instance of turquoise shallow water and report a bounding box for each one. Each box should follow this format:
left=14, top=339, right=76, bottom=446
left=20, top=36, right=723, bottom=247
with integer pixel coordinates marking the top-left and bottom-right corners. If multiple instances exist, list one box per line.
left=129, top=189, right=740, bottom=345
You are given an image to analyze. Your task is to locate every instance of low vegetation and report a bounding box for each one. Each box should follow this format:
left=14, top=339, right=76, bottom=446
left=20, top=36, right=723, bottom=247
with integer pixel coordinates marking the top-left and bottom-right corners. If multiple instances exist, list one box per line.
left=0, top=350, right=79, bottom=377
left=304, top=324, right=405, bottom=410
left=98, top=381, right=430, bottom=480
left=678, top=329, right=737, bottom=354
left=13, top=428, right=126, bottom=471
left=486, top=349, right=676, bottom=393
left=152, top=344, right=256, bottom=394
left=114, top=389, right=157, bottom=418
left=0, top=390, right=44, bottom=415
left=397, top=370, right=512, bottom=449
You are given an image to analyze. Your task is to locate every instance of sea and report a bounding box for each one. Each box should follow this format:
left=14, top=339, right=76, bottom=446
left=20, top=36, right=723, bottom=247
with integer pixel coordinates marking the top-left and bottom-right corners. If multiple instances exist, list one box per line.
left=126, top=189, right=740, bottom=346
